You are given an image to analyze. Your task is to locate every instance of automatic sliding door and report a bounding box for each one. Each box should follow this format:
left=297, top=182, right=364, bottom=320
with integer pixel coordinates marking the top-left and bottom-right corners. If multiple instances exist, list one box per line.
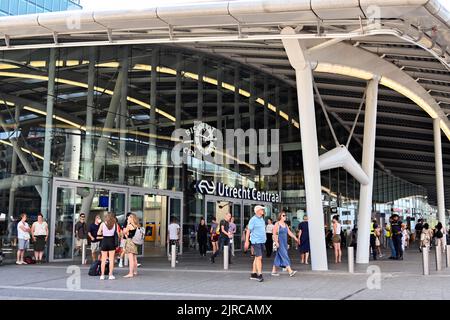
left=232, top=203, right=242, bottom=250
left=169, top=197, right=182, bottom=254
left=109, top=191, right=127, bottom=226
left=51, top=187, right=81, bottom=261
left=129, top=194, right=144, bottom=256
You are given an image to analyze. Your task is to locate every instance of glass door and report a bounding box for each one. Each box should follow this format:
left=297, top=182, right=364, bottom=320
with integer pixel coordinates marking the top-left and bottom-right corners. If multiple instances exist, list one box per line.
left=232, top=203, right=242, bottom=250
left=129, top=194, right=145, bottom=256
left=50, top=186, right=81, bottom=261
left=109, top=191, right=127, bottom=226
left=169, top=197, right=182, bottom=254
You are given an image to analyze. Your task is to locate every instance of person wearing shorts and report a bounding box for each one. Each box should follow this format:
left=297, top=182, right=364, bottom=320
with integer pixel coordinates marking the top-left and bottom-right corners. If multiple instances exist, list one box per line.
left=88, top=215, right=102, bottom=262
left=245, top=205, right=267, bottom=282
left=16, top=213, right=31, bottom=265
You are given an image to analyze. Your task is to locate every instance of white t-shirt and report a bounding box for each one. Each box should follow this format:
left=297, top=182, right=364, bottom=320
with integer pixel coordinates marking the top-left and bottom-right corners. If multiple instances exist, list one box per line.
left=17, top=221, right=30, bottom=240
left=266, top=224, right=274, bottom=234
left=168, top=223, right=180, bottom=240
left=32, top=221, right=48, bottom=236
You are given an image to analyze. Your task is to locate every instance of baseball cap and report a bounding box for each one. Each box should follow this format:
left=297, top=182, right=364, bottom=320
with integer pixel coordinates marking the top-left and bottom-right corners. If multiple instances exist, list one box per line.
left=254, top=205, right=265, bottom=214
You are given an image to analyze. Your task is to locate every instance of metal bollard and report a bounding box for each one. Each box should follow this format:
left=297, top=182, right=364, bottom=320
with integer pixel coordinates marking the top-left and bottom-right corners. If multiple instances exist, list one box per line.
left=171, top=244, right=176, bottom=268
left=348, top=246, right=354, bottom=273
left=446, top=245, right=450, bottom=268
left=436, top=244, right=442, bottom=271
left=82, top=241, right=86, bottom=264
left=422, top=248, right=429, bottom=275
left=224, top=245, right=229, bottom=270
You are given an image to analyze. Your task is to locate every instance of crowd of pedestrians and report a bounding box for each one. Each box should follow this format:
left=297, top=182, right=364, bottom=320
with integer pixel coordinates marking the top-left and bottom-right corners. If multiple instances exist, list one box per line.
left=9, top=206, right=448, bottom=284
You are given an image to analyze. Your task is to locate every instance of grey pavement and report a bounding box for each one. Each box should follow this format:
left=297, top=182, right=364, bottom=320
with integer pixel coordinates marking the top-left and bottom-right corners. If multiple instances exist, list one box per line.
left=1, top=245, right=450, bottom=300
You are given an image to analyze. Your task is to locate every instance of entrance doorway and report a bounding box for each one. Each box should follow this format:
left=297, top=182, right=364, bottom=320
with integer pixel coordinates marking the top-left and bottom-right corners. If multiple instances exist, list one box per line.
left=49, top=178, right=183, bottom=262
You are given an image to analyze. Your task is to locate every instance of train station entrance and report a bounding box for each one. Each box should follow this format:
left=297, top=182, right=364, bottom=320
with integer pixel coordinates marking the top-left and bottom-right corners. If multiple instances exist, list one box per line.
left=48, top=178, right=183, bottom=262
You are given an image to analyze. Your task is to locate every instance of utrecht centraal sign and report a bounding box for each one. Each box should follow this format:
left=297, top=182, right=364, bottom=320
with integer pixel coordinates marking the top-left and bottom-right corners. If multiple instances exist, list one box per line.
left=196, top=180, right=280, bottom=203
left=171, top=121, right=280, bottom=175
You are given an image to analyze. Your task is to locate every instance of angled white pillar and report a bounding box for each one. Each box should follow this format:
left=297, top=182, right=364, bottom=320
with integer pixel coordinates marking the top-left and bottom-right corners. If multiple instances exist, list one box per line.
left=434, top=118, right=446, bottom=225
left=41, top=48, right=56, bottom=220
left=356, top=78, right=379, bottom=264
left=119, top=47, right=129, bottom=184
left=82, top=47, right=95, bottom=182
left=282, top=27, right=328, bottom=271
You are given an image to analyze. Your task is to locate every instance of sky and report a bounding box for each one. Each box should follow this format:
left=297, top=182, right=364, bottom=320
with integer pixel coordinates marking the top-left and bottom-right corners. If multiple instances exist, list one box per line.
left=79, top=0, right=215, bottom=10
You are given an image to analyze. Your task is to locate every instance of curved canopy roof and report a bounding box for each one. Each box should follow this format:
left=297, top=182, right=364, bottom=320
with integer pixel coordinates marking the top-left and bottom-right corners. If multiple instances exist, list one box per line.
left=0, top=0, right=448, bottom=206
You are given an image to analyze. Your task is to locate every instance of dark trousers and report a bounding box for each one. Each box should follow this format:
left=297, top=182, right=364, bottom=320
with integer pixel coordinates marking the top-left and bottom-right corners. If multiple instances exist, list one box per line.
left=392, top=235, right=403, bottom=258
left=199, top=239, right=207, bottom=255
left=370, top=234, right=377, bottom=260
left=212, top=236, right=231, bottom=262
left=265, top=233, right=273, bottom=257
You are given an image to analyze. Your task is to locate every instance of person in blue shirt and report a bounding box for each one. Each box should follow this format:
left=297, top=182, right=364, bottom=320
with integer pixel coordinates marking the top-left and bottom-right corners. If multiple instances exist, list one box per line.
left=245, top=205, right=267, bottom=282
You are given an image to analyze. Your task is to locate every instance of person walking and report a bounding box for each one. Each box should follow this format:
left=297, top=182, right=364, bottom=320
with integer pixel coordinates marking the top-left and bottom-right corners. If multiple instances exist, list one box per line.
left=31, top=213, right=48, bottom=264
left=332, top=215, right=342, bottom=264
left=265, top=218, right=274, bottom=258
left=88, top=215, right=102, bottom=263
left=211, top=212, right=232, bottom=264
left=375, top=224, right=383, bottom=258
left=415, top=219, right=423, bottom=244
left=386, top=217, right=397, bottom=258
left=401, top=223, right=409, bottom=253
left=97, top=212, right=119, bottom=280
left=167, top=216, right=181, bottom=263
left=369, top=218, right=378, bottom=261
left=123, top=213, right=140, bottom=278
left=74, top=213, right=88, bottom=258
left=420, top=223, right=433, bottom=251
left=297, top=215, right=310, bottom=264
left=391, top=214, right=403, bottom=260
left=16, top=213, right=30, bottom=265
left=210, top=217, right=219, bottom=256
left=245, top=205, right=267, bottom=282
left=229, top=216, right=237, bottom=257
left=197, top=217, right=208, bottom=257
left=271, top=212, right=299, bottom=277
left=434, top=222, right=446, bottom=253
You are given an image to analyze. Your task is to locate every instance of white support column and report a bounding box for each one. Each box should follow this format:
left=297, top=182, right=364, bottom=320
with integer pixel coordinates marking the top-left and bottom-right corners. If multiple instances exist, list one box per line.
left=434, top=118, right=446, bottom=225
left=281, top=27, right=328, bottom=271
left=41, top=48, right=56, bottom=220
left=356, top=78, right=379, bottom=264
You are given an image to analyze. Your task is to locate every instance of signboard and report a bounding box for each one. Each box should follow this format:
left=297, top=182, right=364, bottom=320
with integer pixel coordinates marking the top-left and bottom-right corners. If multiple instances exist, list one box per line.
left=196, top=180, right=280, bottom=203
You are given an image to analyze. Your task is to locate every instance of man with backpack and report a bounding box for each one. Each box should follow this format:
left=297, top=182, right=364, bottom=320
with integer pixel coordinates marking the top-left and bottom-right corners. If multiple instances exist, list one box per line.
left=167, top=216, right=181, bottom=263
left=434, top=222, right=446, bottom=253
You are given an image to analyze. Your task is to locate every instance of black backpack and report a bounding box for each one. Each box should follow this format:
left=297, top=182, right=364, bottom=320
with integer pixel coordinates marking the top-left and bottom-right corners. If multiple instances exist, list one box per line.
left=88, top=259, right=109, bottom=276
left=435, top=229, right=443, bottom=239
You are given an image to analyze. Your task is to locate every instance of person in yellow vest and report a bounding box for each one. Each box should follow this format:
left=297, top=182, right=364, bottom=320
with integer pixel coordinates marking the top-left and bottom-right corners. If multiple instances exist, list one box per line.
left=369, top=219, right=378, bottom=260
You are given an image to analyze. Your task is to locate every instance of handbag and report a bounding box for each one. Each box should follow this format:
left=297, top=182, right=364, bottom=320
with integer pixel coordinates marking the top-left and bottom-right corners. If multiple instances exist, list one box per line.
left=375, top=237, right=380, bottom=246
left=114, top=224, right=119, bottom=248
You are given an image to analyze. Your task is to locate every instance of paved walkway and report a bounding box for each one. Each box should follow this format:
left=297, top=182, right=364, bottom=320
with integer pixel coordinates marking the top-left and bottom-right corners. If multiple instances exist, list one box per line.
left=0, top=246, right=449, bottom=300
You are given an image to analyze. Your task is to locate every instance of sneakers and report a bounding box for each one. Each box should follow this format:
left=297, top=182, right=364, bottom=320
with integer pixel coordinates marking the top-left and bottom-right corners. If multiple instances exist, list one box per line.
left=15, top=261, right=22, bottom=265
left=210, top=256, right=215, bottom=264
left=100, top=275, right=105, bottom=280
left=271, top=272, right=280, bottom=276
left=108, top=275, right=115, bottom=280
left=118, top=262, right=123, bottom=268
left=289, top=270, right=297, bottom=277
left=137, top=263, right=142, bottom=267
left=250, top=273, right=264, bottom=282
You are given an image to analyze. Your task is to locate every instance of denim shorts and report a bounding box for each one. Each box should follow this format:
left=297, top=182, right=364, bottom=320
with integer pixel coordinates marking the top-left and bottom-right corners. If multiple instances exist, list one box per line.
left=18, top=239, right=29, bottom=250
left=252, top=243, right=265, bottom=257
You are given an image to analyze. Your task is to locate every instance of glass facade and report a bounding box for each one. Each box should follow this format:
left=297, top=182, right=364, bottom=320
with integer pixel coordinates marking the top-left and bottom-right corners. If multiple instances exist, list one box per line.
left=0, top=0, right=81, bottom=16
left=0, top=44, right=439, bottom=263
